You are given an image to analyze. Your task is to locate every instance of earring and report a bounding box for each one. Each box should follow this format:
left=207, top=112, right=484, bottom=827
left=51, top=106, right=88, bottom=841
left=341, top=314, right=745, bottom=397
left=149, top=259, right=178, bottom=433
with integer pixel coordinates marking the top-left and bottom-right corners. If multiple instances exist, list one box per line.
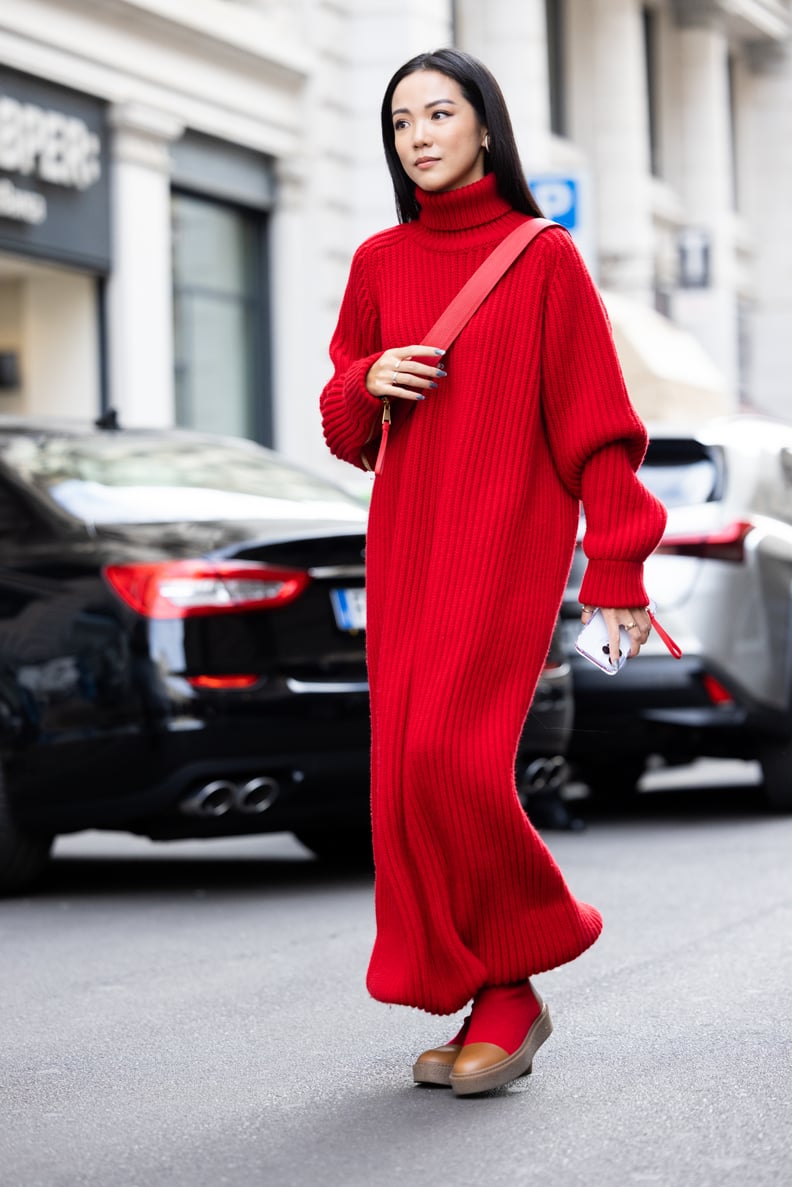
left=483, top=133, right=490, bottom=152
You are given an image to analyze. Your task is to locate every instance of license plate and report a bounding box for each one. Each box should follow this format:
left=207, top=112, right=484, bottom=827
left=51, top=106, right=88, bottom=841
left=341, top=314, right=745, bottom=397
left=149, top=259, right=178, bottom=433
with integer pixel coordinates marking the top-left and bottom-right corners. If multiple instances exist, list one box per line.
left=330, top=588, right=366, bottom=631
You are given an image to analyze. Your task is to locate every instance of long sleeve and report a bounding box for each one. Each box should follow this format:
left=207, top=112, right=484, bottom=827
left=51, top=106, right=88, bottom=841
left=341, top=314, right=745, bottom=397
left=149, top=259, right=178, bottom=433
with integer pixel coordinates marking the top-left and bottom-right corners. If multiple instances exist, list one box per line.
left=539, top=229, right=647, bottom=490
left=320, top=245, right=386, bottom=469
left=577, top=443, right=667, bottom=606
left=538, top=230, right=666, bottom=607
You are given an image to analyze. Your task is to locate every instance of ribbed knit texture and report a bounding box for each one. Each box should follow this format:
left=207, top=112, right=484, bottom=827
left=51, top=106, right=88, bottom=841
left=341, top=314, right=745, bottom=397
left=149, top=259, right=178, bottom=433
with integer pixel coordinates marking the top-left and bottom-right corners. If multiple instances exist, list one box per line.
left=320, top=174, right=667, bottom=1016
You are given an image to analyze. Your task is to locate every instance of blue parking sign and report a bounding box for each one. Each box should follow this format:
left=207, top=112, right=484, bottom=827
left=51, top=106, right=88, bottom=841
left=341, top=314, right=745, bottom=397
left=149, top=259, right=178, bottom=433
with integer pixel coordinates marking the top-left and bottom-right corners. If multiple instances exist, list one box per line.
left=527, top=176, right=578, bottom=230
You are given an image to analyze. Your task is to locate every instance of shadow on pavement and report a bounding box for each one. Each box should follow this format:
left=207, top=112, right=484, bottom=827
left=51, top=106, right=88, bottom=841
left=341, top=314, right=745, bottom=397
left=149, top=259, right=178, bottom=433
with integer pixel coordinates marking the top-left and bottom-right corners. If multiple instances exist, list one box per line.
left=574, top=778, right=771, bottom=827
left=40, top=841, right=373, bottom=900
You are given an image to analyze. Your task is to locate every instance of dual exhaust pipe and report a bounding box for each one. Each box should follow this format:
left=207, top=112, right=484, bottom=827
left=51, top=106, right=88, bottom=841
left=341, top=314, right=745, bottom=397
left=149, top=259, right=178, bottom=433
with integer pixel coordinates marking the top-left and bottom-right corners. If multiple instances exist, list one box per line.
left=521, top=755, right=569, bottom=794
left=179, top=776, right=280, bottom=818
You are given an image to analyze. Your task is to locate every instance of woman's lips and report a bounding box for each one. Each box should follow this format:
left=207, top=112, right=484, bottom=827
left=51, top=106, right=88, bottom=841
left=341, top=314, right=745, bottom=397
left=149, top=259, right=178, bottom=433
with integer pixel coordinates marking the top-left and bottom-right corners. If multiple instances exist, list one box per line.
left=415, top=158, right=440, bottom=169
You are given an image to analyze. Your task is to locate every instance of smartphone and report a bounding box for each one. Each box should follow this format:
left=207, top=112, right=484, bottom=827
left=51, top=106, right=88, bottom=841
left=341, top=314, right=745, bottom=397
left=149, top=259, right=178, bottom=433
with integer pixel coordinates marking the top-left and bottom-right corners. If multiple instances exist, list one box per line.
left=575, top=608, right=631, bottom=676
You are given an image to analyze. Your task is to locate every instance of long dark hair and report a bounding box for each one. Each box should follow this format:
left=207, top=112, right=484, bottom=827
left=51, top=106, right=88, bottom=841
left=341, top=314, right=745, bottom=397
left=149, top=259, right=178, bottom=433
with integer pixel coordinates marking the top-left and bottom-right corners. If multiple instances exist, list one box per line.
left=380, top=48, right=543, bottom=224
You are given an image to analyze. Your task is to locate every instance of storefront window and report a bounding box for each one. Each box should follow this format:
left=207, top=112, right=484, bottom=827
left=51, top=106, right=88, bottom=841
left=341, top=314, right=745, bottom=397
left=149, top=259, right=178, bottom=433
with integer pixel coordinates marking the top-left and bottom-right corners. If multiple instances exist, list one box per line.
left=171, top=193, right=269, bottom=442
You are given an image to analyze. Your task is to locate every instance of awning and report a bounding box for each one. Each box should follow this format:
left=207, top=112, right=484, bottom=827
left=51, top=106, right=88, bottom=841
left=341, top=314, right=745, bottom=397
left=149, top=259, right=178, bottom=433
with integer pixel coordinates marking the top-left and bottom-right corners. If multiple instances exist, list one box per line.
left=601, top=290, right=733, bottom=422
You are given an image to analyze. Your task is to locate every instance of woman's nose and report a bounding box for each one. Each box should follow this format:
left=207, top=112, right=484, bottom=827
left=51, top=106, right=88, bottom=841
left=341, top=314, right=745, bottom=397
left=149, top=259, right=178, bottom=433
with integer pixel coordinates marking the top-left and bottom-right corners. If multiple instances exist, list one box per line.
left=413, top=121, right=432, bottom=147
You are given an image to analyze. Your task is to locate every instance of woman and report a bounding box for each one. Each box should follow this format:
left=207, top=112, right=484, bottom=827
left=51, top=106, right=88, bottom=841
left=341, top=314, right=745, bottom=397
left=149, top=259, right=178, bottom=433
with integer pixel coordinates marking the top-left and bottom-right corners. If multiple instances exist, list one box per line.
left=320, top=48, right=667, bottom=1096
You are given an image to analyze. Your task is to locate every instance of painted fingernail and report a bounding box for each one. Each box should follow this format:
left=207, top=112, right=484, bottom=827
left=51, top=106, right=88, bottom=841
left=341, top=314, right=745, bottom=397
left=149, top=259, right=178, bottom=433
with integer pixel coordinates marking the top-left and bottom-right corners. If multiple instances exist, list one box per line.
left=415, top=394, right=426, bottom=401
left=433, top=349, right=445, bottom=356
left=429, top=382, right=438, bottom=389
left=436, top=369, right=447, bottom=377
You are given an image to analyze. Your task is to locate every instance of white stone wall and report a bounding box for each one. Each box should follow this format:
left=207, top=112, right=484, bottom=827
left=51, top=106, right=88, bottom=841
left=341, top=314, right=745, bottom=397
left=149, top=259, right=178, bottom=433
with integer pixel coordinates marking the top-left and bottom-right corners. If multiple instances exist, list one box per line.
left=668, top=18, right=741, bottom=395
left=106, top=104, right=182, bottom=428
left=738, top=38, right=792, bottom=419
left=455, top=0, right=553, bottom=171
left=566, top=0, right=655, bottom=301
left=1, top=0, right=791, bottom=475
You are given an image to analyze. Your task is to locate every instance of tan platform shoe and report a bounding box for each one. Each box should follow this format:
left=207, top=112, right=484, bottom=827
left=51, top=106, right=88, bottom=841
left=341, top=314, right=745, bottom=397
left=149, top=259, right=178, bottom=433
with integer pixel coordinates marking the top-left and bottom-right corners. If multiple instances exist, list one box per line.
left=412, top=1015, right=470, bottom=1086
left=412, top=1041, right=462, bottom=1086
left=449, top=996, right=553, bottom=1096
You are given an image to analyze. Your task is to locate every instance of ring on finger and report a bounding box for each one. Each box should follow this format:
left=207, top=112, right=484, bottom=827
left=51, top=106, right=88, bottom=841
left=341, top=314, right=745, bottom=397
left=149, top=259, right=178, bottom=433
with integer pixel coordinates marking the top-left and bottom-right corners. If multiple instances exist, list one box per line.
left=625, top=620, right=637, bottom=630
left=392, top=370, right=399, bottom=384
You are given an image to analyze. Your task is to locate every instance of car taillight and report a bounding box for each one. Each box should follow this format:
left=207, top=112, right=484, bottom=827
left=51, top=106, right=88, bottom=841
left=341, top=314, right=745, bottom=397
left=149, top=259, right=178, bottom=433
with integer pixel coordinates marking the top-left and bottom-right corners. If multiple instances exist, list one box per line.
left=187, top=675, right=260, bottom=689
left=103, top=560, right=311, bottom=619
left=655, top=520, right=752, bottom=563
left=701, top=673, right=735, bottom=706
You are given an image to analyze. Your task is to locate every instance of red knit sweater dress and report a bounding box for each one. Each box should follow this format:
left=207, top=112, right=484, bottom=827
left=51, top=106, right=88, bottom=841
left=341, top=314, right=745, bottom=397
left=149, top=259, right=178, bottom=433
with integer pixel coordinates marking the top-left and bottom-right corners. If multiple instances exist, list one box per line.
left=320, top=174, right=667, bottom=1017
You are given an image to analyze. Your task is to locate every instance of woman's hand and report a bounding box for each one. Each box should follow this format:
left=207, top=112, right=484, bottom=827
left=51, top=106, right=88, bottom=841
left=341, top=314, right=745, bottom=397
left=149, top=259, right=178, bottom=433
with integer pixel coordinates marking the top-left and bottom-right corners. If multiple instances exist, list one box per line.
left=580, top=604, right=652, bottom=666
left=366, top=345, right=447, bottom=401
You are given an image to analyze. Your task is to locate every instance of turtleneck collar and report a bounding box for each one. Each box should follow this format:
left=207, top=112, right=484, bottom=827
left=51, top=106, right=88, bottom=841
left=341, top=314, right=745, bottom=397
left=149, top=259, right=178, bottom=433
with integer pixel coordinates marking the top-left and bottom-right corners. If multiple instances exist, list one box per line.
left=415, top=173, right=512, bottom=233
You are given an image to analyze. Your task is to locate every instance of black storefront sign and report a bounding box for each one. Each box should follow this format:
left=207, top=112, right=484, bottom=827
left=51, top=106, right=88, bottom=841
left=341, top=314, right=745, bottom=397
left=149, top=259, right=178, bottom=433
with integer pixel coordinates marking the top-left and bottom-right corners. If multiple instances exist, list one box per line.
left=0, top=67, right=111, bottom=272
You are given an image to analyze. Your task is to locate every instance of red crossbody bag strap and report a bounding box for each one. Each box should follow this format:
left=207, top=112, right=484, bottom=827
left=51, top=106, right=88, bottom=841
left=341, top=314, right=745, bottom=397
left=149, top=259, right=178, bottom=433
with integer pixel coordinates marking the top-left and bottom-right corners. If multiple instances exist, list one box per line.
left=422, top=217, right=556, bottom=348
left=369, top=218, right=557, bottom=475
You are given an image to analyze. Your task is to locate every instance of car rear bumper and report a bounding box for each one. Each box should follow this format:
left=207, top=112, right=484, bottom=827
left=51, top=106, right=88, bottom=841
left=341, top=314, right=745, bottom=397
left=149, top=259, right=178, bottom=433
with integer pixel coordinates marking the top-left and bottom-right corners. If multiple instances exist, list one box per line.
left=11, top=689, right=373, bottom=835
left=569, top=653, right=784, bottom=764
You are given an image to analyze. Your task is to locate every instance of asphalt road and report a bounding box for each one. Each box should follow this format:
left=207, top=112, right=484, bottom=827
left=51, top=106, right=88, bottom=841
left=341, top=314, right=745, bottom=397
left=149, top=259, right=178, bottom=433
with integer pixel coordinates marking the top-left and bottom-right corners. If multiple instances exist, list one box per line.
left=2, top=762, right=790, bottom=1187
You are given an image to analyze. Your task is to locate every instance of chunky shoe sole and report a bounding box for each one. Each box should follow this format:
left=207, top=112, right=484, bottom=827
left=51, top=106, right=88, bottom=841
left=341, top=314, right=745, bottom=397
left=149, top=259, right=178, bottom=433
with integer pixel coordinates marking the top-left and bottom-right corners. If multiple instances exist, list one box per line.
left=449, top=1004, right=553, bottom=1096
left=412, top=1044, right=460, bottom=1086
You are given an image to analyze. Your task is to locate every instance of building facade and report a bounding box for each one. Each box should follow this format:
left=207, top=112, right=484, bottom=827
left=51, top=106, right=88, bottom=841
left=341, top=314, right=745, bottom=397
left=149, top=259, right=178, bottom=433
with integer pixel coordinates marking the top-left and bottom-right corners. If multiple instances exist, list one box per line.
left=0, top=0, right=790, bottom=483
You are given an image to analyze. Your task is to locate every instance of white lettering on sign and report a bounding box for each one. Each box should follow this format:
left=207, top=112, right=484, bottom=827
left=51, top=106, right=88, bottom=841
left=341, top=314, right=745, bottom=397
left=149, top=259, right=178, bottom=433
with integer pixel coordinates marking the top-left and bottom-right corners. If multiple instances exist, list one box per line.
left=0, top=177, right=47, bottom=224
left=0, top=96, right=101, bottom=191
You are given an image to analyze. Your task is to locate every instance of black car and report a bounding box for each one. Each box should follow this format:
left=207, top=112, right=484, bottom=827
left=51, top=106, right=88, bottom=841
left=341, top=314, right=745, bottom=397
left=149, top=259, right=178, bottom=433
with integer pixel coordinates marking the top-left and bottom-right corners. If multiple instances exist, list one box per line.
left=0, top=418, right=573, bottom=893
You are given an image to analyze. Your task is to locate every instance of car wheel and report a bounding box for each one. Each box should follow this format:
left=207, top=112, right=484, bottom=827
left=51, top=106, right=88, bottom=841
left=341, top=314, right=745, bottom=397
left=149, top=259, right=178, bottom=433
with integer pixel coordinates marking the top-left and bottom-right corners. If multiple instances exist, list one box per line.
left=578, top=757, right=646, bottom=801
left=293, top=825, right=373, bottom=868
left=0, top=768, right=54, bottom=895
left=759, top=738, right=792, bottom=812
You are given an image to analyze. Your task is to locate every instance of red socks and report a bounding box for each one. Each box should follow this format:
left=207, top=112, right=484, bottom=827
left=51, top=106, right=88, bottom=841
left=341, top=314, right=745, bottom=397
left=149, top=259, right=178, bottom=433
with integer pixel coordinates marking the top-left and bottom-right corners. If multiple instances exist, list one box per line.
left=463, top=982, right=541, bottom=1054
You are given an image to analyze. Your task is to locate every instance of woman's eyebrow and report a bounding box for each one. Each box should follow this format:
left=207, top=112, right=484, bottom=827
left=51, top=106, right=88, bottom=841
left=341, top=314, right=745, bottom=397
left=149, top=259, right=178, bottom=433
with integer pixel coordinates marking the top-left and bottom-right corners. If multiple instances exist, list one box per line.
left=392, top=98, right=458, bottom=117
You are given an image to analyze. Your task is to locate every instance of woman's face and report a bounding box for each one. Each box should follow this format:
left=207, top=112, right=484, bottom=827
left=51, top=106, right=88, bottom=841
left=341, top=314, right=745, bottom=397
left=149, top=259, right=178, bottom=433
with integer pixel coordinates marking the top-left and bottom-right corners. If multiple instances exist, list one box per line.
left=391, top=70, right=487, bottom=193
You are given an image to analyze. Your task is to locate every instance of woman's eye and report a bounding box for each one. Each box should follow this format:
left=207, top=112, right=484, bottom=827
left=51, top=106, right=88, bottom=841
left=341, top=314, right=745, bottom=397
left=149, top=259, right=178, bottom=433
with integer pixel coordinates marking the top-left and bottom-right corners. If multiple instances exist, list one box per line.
left=432, top=110, right=451, bottom=120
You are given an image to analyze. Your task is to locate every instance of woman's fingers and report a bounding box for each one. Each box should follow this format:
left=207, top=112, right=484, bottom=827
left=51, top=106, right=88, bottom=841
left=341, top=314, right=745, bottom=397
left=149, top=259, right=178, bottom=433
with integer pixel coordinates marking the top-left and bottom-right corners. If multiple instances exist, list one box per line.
left=365, top=346, right=447, bottom=400
left=397, top=345, right=446, bottom=364
left=597, top=606, right=652, bottom=663
left=390, top=345, right=447, bottom=398
left=624, top=608, right=652, bottom=654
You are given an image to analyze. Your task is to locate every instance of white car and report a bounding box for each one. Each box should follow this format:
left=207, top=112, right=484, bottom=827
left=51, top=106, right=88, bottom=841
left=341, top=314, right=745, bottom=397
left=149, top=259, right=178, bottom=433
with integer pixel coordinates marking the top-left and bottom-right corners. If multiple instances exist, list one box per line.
left=562, top=415, right=792, bottom=810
